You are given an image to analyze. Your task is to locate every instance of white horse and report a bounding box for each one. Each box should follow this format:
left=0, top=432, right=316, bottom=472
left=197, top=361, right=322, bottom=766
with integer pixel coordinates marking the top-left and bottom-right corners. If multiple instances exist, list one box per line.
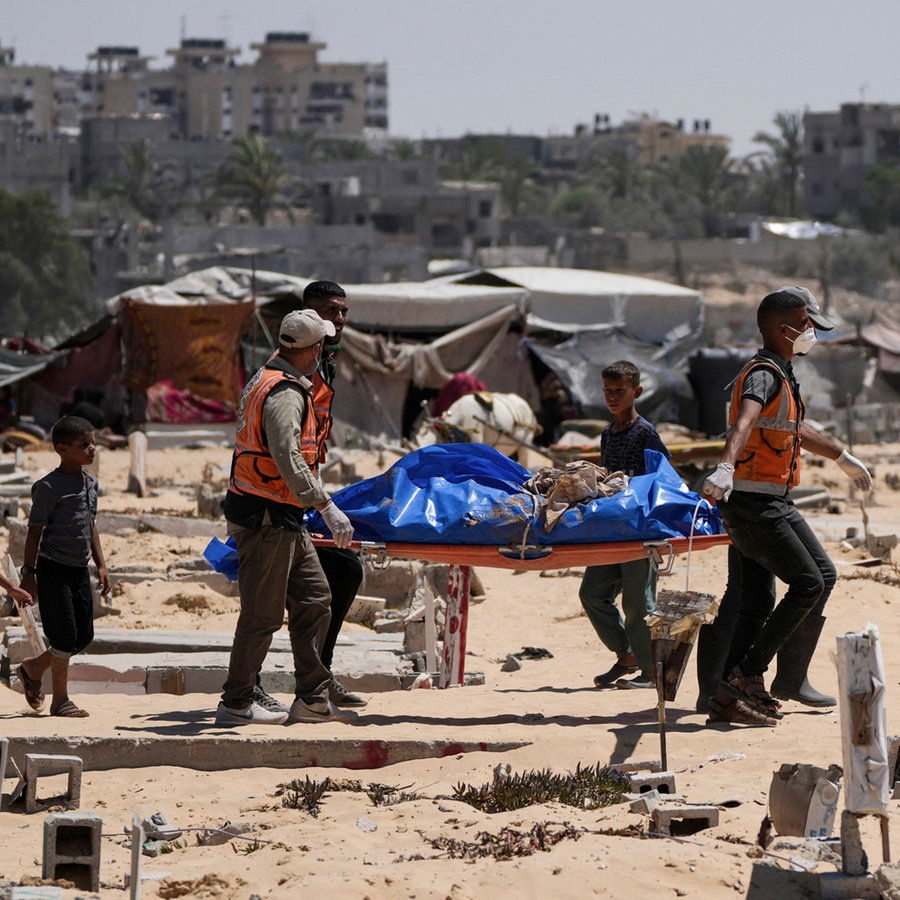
left=415, top=391, right=539, bottom=460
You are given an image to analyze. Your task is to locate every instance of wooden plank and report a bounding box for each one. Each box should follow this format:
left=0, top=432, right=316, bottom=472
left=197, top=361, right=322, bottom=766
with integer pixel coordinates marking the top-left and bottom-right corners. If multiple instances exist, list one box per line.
left=836, top=626, right=891, bottom=816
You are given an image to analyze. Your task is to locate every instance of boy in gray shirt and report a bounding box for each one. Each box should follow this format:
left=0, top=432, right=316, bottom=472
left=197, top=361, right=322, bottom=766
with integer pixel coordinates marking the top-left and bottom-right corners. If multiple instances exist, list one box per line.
left=16, top=416, right=110, bottom=717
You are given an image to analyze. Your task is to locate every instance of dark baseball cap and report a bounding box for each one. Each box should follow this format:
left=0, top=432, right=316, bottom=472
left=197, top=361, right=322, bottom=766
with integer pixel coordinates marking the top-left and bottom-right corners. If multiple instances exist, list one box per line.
left=776, top=286, right=835, bottom=331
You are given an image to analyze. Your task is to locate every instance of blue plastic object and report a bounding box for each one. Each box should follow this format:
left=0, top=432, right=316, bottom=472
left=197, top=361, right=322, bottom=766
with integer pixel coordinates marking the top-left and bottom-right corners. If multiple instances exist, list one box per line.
left=203, top=535, right=239, bottom=582
left=306, top=443, right=721, bottom=546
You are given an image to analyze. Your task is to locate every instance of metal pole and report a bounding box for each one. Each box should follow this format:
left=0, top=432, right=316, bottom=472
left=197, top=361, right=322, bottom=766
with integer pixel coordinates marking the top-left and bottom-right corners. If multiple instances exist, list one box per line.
left=656, top=658, right=667, bottom=771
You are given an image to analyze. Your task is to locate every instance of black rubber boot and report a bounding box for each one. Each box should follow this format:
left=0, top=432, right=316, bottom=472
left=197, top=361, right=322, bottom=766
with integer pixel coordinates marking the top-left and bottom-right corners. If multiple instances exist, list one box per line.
left=770, top=613, right=836, bottom=707
left=695, top=620, right=734, bottom=713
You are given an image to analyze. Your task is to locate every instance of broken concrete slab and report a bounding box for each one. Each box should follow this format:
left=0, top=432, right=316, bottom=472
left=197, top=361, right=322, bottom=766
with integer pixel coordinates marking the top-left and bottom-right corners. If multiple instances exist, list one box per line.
left=97, top=511, right=227, bottom=540
left=3, top=734, right=529, bottom=775
left=4, top=626, right=416, bottom=695
left=7, top=625, right=403, bottom=656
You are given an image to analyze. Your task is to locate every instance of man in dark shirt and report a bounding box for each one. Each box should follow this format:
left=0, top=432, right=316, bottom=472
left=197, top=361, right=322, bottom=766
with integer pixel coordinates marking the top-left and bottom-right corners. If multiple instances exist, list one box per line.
left=701, top=287, right=872, bottom=725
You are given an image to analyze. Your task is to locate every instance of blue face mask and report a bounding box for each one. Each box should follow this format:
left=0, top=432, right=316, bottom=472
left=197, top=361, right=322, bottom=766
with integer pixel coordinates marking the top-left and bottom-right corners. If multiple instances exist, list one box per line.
left=783, top=322, right=817, bottom=355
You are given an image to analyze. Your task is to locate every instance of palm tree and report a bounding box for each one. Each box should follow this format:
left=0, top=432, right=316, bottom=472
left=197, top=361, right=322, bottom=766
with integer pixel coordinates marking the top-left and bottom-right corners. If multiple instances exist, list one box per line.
left=215, top=134, right=299, bottom=226
left=752, top=110, right=804, bottom=217
left=585, top=146, right=643, bottom=201
left=100, top=140, right=183, bottom=224
left=674, top=145, right=738, bottom=237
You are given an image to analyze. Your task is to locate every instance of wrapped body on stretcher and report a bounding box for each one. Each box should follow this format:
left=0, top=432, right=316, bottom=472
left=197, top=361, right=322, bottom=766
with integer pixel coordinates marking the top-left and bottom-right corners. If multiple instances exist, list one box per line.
left=205, top=444, right=728, bottom=686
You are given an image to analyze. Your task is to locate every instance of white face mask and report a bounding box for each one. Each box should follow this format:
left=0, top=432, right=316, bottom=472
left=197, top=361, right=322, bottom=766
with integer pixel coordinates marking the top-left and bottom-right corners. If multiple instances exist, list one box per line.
left=784, top=323, right=817, bottom=355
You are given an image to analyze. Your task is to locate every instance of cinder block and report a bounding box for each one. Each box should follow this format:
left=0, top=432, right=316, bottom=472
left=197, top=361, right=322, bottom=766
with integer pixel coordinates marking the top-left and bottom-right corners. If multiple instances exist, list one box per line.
left=628, top=771, right=677, bottom=795
left=651, top=804, right=719, bottom=836
left=25, top=753, right=83, bottom=814
left=43, top=811, right=102, bottom=892
left=629, top=788, right=662, bottom=814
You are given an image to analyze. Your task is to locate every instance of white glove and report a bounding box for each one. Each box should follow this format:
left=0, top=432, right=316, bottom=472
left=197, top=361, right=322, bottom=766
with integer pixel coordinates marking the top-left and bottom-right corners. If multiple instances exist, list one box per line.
left=319, top=500, right=354, bottom=548
left=703, top=463, right=735, bottom=501
left=836, top=449, right=872, bottom=493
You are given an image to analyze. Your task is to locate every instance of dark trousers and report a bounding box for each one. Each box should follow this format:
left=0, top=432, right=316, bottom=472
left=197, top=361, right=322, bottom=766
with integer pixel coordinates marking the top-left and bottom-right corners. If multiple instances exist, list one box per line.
left=316, top=546, right=364, bottom=669
left=719, top=491, right=836, bottom=677
left=222, top=525, right=331, bottom=708
left=35, top=556, right=94, bottom=658
left=713, top=545, right=778, bottom=674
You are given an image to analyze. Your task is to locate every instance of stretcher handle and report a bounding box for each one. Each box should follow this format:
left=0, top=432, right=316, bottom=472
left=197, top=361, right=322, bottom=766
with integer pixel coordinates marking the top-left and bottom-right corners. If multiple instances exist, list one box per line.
left=643, top=541, right=674, bottom=574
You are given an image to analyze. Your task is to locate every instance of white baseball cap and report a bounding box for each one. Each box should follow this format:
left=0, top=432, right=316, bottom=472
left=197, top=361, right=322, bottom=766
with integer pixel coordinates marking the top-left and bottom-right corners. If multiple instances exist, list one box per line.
left=278, top=309, right=336, bottom=349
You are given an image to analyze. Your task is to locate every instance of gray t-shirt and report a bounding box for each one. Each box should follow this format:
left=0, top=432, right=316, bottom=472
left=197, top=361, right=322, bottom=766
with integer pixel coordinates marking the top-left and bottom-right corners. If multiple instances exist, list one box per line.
left=29, top=468, right=98, bottom=567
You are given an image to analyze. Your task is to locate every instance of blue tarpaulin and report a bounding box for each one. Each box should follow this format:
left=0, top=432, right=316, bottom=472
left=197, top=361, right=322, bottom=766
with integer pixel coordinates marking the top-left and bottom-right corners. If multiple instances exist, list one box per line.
left=306, top=444, right=721, bottom=545
left=204, top=444, right=722, bottom=579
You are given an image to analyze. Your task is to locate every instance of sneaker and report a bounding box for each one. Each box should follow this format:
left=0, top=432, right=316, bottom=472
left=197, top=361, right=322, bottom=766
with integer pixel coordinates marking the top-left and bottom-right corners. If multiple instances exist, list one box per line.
left=215, top=700, right=288, bottom=726
left=288, top=696, right=351, bottom=724
left=328, top=677, right=368, bottom=708
left=615, top=671, right=655, bottom=690
left=593, top=662, right=638, bottom=688
left=252, top=684, right=289, bottom=714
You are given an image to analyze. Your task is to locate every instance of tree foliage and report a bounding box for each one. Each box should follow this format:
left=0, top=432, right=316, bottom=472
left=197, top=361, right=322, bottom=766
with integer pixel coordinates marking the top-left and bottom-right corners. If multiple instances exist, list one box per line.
left=751, top=110, right=804, bottom=217
left=437, top=138, right=545, bottom=216
left=215, top=134, right=299, bottom=226
left=99, top=140, right=184, bottom=223
left=0, top=190, right=95, bottom=340
left=859, top=160, right=900, bottom=232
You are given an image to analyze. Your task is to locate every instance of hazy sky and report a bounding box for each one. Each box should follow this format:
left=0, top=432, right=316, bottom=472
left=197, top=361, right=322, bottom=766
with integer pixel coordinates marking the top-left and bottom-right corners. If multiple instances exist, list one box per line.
left=2, top=1, right=896, bottom=156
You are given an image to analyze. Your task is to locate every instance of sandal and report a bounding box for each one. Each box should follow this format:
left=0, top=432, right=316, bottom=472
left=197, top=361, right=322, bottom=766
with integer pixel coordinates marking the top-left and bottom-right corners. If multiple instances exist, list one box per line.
left=17, top=663, right=45, bottom=712
left=50, top=699, right=89, bottom=718
left=707, top=695, right=779, bottom=727
left=722, top=666, right=783, bottom=718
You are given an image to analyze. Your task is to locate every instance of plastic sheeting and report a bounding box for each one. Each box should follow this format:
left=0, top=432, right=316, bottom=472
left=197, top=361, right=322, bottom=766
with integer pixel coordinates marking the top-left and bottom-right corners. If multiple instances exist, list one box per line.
left=528, top=330, right=700, bottom=428
left=306, top=443, right=721, bottom=546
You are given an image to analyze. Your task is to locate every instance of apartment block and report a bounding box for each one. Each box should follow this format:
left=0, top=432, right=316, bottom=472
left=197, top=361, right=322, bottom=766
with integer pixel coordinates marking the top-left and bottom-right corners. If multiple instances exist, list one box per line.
left=546, top=115, right=729, bottom=169
left=0, top=31, right=387, bottom=142
left=804, top=102, right=900, bottom=219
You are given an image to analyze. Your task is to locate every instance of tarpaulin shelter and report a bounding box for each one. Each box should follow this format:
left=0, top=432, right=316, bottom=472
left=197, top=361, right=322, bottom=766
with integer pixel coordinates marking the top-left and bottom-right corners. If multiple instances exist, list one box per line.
left=449, top=266, right=703, bottom=341
left=23, top=281, right=255, bottom=429
left=8, top=264, right=707, bottom=438
left=325, top=266, right=705, bottom=439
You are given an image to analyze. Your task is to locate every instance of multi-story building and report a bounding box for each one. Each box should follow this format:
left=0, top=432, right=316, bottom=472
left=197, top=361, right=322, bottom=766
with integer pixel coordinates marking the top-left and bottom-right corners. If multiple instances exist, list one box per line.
left=804, top=102, right=900, bottom=219
left=0, top=43, right=56, bottom=138
left=546, top=115, right=729, bottom=169
left=1, top=31, right=387, bottom=142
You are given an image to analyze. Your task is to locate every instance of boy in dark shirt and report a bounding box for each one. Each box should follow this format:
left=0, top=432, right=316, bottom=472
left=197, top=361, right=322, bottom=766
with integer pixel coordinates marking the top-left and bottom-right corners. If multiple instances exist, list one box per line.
left=15, top=416, right=110, bottom=717
left=579, top=360, right=670, bottom=690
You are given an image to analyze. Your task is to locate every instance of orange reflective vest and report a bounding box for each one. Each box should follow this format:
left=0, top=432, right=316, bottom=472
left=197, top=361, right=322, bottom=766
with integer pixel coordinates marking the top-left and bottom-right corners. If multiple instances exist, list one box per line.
left=229, top=361, right=319, bottom=508
left=311, top=368, right=334, bottom=465
left=729, top=355, right=803, bottom=495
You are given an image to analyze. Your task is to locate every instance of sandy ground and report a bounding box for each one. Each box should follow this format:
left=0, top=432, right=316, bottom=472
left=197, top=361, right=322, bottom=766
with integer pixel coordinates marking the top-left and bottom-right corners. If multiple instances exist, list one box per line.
left=0, top=439, right=899, bottom=899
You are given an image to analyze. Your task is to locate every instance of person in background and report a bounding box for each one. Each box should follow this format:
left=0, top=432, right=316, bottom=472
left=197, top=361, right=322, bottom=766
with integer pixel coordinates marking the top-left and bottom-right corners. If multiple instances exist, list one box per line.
left=296, top=279, right=369, bottom=709
left=430, top=372, right=488, bottom=419
left=0, top=386, right=18, bottom=431
left=701, top=287, right=872, bottom=725
left=580, top=360, right=670, bottom=691
left=16, top=416, right=111, bottom=717
left=217, top=309, right=355, bottom=726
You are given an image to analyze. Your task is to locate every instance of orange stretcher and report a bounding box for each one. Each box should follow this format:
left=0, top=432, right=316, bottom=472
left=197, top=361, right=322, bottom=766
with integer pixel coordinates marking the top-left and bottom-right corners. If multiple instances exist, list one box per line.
left=313, top=532, right=731, bottom=688
left=350, top=533, right=730, bottom=571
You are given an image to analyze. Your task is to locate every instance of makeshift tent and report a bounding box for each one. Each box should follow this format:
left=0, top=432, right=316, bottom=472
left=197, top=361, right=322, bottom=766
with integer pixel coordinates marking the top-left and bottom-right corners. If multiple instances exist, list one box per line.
left=449, top=266, right=703, bottom=342
left=22, top=283, right=255, bottom=428
left=5, top=264, right=708, bottom=438
left=326, top=266, right=704, bottom=438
